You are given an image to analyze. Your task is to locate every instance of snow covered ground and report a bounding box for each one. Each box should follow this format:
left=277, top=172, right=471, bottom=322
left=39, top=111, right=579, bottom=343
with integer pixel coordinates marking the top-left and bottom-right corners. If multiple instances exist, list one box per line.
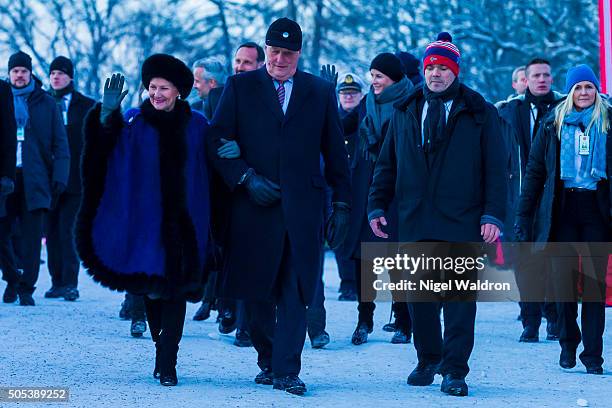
left=1, top=250, right=611, bottom=408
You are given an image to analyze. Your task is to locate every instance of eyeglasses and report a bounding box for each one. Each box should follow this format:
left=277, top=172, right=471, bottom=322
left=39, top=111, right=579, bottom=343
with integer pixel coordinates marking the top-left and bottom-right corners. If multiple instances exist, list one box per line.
left=339, top=91, right=361, bottom=97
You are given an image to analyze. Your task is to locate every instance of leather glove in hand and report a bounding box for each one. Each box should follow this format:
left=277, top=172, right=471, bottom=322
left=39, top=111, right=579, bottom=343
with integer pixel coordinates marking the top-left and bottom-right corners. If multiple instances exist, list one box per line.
left=326, top=202, right=350, bottom=250
left=320, top=64, right=338, bottom=88
left=217, top=138, right=241, bottom=159
left=0, top=176, right=14, bottom=196
left=513, top=220, right=529, bottom=242
left=244, top=170, right=281, bottom=206
left=100, top=73, right=128, bottom=125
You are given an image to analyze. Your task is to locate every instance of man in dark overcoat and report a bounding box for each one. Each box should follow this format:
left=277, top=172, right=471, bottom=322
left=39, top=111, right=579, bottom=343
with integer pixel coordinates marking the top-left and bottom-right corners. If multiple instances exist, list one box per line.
left=207, top=17, right=351, bottom=395
left=368, top=33, right=506, bottom=397
left=45, top=56, right=95, bottom=301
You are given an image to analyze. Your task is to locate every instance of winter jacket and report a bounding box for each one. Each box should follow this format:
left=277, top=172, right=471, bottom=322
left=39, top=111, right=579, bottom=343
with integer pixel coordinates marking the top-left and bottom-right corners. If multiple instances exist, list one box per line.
left=0, top=81, right=16, bottom=180
left=76, top=100, right=211, bottom=302
left=368, top=83, right=507, bottom=242
left=515, top=106, right=612, bottom=249
left=52, top=90, right=95, bottom=195
left=204, top=86, right=224, bottom=121
left=11, top=78, right=69, bottom=212
left=341, top=79, right=412, bottom=259
left=498, top=91, right=564, bottom=240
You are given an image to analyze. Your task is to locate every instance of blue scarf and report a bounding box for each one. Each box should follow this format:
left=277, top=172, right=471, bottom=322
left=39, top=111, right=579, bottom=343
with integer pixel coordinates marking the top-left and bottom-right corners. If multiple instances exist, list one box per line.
left=559, top=106, right=607, bottom=182
left=11, top=80, right=35, bottom=128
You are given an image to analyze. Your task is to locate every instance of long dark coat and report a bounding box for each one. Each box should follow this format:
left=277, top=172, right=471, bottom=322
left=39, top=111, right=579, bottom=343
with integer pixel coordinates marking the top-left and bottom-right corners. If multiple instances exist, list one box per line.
left=61, top=90, right=96, bottom=194
left=515, top=106, right=612, bottom=249
left=207, top=67, right=351, bottom=304
left=0, top=81, right=16, bottom=180
left=368, top=84, right=507, bottom=242
left=0, top=81, right=16, bottom=217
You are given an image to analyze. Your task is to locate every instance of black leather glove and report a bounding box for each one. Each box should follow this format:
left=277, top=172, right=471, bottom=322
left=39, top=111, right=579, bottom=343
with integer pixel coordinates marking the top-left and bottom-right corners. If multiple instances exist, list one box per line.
left=320, top=64, right=338, bottom=88
left=244, top=170, right=281, bottom=206
left=217, top=138, right=240, bottom=159
left=326, top=202, right=350, bottom=250
left=0, top=176, right=14, bottom=196
left=100, top=73, right=128, bottom=125
left=513, top=219, right=530, bottom=243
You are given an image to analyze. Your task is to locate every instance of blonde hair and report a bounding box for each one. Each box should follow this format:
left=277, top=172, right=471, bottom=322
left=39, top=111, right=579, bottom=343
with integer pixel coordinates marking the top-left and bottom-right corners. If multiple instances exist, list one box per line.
left=554, top=83, right=610, bottom=139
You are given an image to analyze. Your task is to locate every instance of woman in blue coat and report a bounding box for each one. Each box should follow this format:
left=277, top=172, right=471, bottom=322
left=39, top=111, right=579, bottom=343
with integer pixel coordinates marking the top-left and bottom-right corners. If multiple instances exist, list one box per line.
left=76, top=54, right=211, bottom=386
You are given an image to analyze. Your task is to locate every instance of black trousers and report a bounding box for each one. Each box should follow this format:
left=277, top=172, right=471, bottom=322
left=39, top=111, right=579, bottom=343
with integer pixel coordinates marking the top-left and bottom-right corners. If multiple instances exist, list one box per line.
left=550, top=190, right=608, bottom=368
left=246, top=236, right=307, bottom=377
left=0, top=172, right=45, bottom=293
left=409, top=301, right=476, bottom=377
left=354, top=257, right=411, bottom=332
left=306, top=249, right=326, bottom=339
left=47, top=193, right=81, bottom=288
left=334, top=250, right=356, bottom=292
left=355, top=257, right=376, bottom=325
left=409, top=241, right=477, bottom=378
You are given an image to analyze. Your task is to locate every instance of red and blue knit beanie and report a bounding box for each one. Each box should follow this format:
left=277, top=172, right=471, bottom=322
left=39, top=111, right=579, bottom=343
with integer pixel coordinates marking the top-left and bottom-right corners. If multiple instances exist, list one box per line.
left=423, top=32, right=461, bottom=77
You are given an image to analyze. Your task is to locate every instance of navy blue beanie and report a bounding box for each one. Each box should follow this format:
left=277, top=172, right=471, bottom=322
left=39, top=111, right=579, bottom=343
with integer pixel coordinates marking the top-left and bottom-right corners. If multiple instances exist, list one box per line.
left=565, top=64, right=599, bottom=94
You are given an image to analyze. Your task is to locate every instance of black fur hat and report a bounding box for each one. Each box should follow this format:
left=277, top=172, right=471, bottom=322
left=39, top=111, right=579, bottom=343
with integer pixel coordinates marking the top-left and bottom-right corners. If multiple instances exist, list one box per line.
left=141, top=54, right=194, bottom=99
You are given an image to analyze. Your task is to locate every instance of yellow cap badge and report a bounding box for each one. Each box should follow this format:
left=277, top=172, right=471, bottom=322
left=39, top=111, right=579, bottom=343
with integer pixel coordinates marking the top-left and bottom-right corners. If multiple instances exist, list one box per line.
left=345, top=75, right=353, bottom=84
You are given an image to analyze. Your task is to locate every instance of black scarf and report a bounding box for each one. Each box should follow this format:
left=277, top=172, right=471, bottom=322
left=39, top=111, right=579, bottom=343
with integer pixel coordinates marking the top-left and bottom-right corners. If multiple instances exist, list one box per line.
left=49, top=82, right=74, bottom=100
left=422, top=78, right=460, bottom=153
left=523, top=88, right=556, bottom=138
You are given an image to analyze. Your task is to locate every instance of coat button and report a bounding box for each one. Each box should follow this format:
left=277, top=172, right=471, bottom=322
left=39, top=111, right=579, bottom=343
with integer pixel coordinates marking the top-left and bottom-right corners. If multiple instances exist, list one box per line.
left=345, top=140, right=348, bottom=144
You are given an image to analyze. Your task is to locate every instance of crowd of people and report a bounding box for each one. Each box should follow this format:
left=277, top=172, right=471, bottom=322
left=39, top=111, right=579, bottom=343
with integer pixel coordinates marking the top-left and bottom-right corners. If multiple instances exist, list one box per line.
left=0, top=16, right=609, bottom=397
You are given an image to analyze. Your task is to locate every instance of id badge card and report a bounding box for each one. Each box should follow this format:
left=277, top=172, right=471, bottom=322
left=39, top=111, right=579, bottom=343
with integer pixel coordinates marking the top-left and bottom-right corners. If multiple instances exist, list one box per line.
left=578, top=131, right=590, bottom=155
left=16, top=127, right=25, bottom=142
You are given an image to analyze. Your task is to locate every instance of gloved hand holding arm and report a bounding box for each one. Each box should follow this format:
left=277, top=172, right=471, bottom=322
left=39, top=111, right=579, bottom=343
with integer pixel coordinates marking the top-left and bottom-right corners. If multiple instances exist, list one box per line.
left=217, top=138, right=241, bottom=159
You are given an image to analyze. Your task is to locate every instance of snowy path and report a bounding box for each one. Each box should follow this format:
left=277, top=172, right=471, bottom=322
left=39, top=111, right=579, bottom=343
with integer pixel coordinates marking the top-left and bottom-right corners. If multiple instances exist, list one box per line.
left=1, top=251, right=611, bottom=408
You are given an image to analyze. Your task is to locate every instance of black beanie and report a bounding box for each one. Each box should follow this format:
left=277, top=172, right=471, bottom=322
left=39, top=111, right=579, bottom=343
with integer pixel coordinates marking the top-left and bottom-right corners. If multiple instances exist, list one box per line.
left=369, top=53, right=404, bottom=82
left=49, top=56, right=74, bottom=78
left=141, top=54, right=194, bottom=100
left=8, top=51, right=32, bottom=72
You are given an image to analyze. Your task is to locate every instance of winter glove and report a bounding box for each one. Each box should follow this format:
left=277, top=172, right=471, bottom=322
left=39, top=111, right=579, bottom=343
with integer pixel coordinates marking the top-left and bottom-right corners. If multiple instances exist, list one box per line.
left=513, top=218, right=530, bottom=243
left=50, top=181, right=66, bottom=211
left=100, top=73, right=128, bottom=126
left=244, top=170, right=281, bottom=206
left=217, top=138, right=241, bottom=159
left=326, top=202, right=351, bottom=250
left=0, top=177, right=14, bottom=196
left=320, top=64, right=338, bottom=88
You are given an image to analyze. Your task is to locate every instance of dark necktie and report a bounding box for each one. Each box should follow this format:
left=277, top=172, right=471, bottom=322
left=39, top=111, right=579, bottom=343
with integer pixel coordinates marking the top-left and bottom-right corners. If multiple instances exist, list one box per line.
left=276, top=81, right=285, bottom=108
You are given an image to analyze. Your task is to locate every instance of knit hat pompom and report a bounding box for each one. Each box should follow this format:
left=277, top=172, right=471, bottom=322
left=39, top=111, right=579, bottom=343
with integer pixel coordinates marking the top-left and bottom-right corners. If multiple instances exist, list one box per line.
left=437, top=32, right=452, bottom=42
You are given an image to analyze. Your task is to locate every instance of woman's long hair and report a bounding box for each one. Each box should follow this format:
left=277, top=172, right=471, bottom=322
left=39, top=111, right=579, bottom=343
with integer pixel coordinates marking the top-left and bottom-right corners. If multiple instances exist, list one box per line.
left=554, top=83, right=611, bottom=139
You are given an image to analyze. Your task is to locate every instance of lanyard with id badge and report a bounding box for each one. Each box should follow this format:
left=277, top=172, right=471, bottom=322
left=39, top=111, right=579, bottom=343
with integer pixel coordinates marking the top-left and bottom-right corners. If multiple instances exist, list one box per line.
left=16, top=126, right=25, bottom=168
left=578, top=124, right=590, bottom=156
